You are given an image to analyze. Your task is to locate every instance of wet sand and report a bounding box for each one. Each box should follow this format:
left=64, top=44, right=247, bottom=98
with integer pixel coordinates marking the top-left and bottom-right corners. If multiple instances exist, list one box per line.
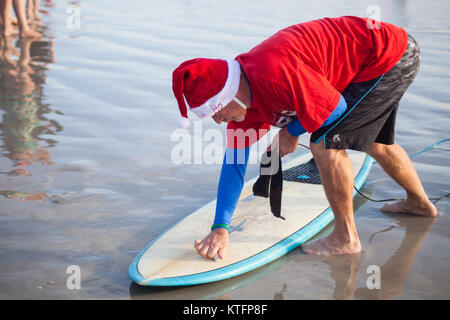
left=0, top=0, right=449, bottom=299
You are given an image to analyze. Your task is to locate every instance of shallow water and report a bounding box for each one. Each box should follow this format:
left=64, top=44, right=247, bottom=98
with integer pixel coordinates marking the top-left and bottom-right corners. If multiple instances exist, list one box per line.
left=0, top=0, right=449, bottom=299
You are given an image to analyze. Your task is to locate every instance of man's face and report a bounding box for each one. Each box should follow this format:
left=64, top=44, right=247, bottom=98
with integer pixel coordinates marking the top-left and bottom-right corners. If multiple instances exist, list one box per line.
left=211, top=101, right=247, bottom=124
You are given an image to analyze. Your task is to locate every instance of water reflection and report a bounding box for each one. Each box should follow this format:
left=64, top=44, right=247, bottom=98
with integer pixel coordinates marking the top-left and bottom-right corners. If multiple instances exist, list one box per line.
left=0, top=33, right=59, bottom=201
left=320, top=213, right=437, bottom=300
left=353, top=214, right=437, bottom=299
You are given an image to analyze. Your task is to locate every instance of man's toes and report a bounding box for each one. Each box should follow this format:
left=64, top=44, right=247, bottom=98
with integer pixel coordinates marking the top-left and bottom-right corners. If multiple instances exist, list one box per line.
left=301, top=239, right=322, bottom=255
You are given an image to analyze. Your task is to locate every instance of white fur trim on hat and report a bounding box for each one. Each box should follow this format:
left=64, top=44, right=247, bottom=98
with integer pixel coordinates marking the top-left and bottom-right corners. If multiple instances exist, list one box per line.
left=189, top=59, right=241, bottom=119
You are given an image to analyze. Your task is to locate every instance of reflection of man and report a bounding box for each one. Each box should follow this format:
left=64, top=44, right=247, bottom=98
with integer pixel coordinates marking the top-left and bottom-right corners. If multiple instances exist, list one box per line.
left=317, top=212, right=436, bottom=300
left=353, top=214, right=437, bottom=299
left=171, top=16, right=437, bottom=259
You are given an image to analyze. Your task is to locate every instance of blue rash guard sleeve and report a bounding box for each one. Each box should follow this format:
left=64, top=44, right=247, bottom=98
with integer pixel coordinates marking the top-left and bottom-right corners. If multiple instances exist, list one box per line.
left=287, top=94, right=347, bottom=136
left=212, top=147, right=250, bottom=231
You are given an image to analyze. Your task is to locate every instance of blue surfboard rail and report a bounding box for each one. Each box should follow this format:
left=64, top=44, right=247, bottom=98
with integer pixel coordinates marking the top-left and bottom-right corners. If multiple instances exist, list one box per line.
left=129, top=154, right=374, bottom=286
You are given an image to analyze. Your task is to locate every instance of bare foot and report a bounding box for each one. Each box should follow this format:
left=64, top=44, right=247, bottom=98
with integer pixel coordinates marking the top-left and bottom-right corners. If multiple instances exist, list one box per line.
left=381, top=198, right=437, bottom=217
left=19, top=28, right=41, bottom=39
left=302, top=233, right=361, bottom=256
left=2, top=25, right=19, bottom=37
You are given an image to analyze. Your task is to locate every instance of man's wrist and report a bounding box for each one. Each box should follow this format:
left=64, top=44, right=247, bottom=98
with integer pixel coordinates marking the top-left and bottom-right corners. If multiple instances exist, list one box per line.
left=211, top=223, right=230, bottom=232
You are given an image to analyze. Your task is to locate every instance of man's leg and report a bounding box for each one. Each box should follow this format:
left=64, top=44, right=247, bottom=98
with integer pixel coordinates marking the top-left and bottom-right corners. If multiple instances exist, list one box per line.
left=302, top=140, right=361, bottom=255
left=368, top=142, right=437, bottom=216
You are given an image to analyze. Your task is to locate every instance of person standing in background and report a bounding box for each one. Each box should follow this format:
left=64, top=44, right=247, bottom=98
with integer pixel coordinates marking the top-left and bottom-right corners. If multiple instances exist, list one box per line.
left=26, top=0, right=40, bottom=24
left=0, top=0, right=41, bottom=38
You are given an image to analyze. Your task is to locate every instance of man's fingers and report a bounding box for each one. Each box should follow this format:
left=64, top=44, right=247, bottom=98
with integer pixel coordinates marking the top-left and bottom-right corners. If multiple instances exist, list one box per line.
left=194, top=240, right=220, bottom=260
left=194, top=231, right=229, bottom=260
left=217, top=247, right=225, bottom=260
left=216, top=249, right=223, bottom=260
left=194, top=239, right=203, bottom=250
left=199, top=242, right=209, bottom=258
left=207, top=245, right=219, bottom=260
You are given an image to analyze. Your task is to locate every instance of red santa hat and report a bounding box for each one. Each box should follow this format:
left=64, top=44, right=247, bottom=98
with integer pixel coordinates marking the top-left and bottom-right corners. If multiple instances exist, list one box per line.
left=172, top=58, right=242, bottom=128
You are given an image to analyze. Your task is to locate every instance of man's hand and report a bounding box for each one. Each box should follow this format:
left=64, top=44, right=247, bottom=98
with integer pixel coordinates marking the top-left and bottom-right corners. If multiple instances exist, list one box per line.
left=194, top=228, right=229, bottom=260
left=270, top=127, right=300, bottom=157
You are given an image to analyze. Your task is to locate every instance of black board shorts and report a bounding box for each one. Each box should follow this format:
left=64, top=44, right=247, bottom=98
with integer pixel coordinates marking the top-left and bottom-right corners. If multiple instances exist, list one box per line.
left=311, top=33, right=421, bottom=152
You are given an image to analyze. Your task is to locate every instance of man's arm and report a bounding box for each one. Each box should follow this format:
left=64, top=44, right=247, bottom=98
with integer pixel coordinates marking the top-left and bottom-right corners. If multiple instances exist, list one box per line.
left=212, top=147, right=250, bottom=230
left=275, top=94, right=347, bottom=157
left=286, top=94, right=347, bottom=136
left=194, top=147, right=250, bottom=260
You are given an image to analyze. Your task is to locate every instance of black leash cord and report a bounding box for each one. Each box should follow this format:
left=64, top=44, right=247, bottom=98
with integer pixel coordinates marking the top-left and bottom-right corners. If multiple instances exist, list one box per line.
left=352, top=187, right=402, bottom=203
left=297, top=141, right=450, bottom=204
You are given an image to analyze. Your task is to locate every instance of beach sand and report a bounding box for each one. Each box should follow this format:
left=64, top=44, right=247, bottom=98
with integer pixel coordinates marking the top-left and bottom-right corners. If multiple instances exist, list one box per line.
left=0, top=0, right=449, bottom=299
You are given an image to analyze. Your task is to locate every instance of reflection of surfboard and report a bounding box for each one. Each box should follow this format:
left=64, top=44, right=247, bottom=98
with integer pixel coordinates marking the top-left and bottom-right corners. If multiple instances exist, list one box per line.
left=129, top=151, right=373, bottom=286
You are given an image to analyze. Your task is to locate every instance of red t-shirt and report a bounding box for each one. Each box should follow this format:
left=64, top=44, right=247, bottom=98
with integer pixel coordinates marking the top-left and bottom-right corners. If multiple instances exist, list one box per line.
left=227, top=16, right=408, bottom=148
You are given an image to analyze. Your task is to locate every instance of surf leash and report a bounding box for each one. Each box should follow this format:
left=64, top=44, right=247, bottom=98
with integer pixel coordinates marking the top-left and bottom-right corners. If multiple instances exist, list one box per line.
left=253, top=139, right=449, bottom=219
left=252, top=151, right=285, bottom=220
left=297, top=139, right=450, bottom=204
left=408, top=138, right=450, bottom=158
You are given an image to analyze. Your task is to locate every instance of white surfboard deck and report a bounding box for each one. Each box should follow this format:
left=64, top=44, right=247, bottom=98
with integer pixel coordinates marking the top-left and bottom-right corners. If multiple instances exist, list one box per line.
left=129, top=151, right=372, bottom=286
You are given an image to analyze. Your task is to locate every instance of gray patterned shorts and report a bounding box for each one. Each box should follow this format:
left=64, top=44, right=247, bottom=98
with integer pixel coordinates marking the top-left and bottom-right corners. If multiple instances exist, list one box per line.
left=311, top=33, right=421, bottom=152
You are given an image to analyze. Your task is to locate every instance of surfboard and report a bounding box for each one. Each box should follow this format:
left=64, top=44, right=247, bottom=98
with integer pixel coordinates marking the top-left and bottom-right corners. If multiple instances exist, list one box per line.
left=129, top=150, right=373, bottom=286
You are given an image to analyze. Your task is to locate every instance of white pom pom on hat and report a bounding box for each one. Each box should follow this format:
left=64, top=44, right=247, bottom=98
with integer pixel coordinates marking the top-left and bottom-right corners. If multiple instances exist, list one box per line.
left=172, top=58, right=241, bottom=126
left=177, top=116, right=190, bottom=128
